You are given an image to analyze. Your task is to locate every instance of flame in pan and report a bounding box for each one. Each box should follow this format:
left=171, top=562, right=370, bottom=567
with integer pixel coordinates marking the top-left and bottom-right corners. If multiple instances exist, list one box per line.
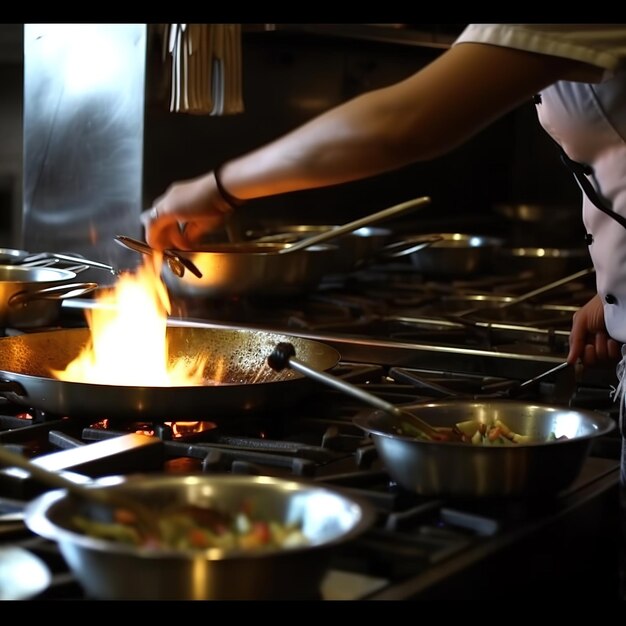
left=52, top=259, right=208, bottom=386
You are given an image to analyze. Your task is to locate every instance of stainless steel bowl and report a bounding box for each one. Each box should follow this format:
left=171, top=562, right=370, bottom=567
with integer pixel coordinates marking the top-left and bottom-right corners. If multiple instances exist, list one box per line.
left=24, top=474, right=375, bottom=600
left=354, top=400, right=615, bottom=498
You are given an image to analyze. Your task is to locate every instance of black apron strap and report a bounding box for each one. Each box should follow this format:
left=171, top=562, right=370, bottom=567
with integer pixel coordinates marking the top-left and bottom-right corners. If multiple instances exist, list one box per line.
left=558, top=146, right=626, bottom=231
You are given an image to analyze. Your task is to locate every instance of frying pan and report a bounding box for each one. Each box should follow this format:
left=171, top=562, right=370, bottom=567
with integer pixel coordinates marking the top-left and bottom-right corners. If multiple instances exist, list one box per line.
left=265, top=343, right=614, bottom=497
left=130, top=195, right=431, bottom=298
left=0, top=327, right=340, bottom=420
left=353, top=400, right=615, bottom=497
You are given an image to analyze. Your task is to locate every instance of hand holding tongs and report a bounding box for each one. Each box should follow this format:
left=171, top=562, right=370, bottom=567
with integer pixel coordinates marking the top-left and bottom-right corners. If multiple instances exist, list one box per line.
left=115, top=235, right=203, bottom=278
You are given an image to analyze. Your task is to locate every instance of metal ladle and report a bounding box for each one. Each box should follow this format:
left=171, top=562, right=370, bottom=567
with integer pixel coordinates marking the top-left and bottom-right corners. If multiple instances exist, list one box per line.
left=267, top=342, right=460, bottom=442
left=0, top=444, right=160, bottom=540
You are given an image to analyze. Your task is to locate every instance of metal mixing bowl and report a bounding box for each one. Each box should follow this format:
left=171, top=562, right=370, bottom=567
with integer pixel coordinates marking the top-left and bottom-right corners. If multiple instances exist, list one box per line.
left=354, top=400, right=615, bottom=498
left=24, top=474, right=375, bottom=600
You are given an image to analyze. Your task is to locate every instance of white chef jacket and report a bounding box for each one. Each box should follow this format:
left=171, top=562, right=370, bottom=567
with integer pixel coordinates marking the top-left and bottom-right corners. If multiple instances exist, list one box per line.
left=455, top=25, right=626, bottom=344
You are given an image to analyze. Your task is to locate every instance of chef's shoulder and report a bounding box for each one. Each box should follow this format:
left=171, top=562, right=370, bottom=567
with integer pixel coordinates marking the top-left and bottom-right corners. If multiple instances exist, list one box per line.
left=454, top=24, right=626, bottom=83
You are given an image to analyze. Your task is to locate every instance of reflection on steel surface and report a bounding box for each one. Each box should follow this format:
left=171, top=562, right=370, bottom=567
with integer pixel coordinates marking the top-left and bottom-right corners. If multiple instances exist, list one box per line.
left=23, top=24, right=146, bottom=284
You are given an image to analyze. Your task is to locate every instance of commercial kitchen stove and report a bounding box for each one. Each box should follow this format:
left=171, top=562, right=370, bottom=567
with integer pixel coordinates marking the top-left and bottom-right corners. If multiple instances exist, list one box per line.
left=0, top=255, right=621, bottom=600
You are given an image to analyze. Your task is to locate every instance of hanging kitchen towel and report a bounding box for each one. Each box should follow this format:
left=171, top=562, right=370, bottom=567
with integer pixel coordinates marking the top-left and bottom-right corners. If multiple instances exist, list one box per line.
left=164, top=23, right=244, bottom=115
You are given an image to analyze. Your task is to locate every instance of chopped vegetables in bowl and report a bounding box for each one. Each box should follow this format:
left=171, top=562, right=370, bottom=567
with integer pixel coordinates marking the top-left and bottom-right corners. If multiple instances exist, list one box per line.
left=353, top=399, right=615, bottom=497
left=396, top=416, right=566, bottom=445
left=24, top=474, right=375, bottom=600
left=72, top=501, right=310, bottom=553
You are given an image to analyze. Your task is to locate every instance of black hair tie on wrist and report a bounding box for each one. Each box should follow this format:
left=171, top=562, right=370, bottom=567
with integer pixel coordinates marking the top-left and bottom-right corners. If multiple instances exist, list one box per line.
left=214, top=165, right=246, bottom=210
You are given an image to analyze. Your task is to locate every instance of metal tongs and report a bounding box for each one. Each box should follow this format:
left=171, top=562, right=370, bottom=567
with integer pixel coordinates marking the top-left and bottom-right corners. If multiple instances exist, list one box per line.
left=479, top=361, right=575, bottom=396
left=115, top=235, right=203, bottom=279
left=390, top=361, right=578, bottom=399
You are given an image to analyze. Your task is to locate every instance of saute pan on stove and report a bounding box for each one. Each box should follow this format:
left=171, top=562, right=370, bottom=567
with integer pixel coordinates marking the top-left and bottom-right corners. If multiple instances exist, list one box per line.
left=354, top=400, right=615, bottom=498
left=0, top=327, right=340, bottom=420
left=128, top=195, right=432, bottom=298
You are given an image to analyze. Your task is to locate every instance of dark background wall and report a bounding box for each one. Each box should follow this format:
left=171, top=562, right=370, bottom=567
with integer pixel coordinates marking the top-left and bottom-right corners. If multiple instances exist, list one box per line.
left=0, top=23, right=23, bottom=247
left=1, top=24, right=582, bottom=249
left=144, top=27, right=582, bottom=241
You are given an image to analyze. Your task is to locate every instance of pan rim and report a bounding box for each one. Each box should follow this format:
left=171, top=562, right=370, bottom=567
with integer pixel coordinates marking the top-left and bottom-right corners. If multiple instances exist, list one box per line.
left=0, top=327, right=342, bottom=389
left=353, top=399, right=616, bottom=447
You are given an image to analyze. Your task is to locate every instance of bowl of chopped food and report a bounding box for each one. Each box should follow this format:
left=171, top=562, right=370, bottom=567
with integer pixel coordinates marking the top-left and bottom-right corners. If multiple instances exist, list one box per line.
left=23, top=474, right=375, bottom=600
left=354, top=400, right=615, bottom=498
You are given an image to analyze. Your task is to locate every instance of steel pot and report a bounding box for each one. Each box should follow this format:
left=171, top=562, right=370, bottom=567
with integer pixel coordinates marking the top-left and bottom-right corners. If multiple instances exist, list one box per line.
left=405, top=233, right=503, bottom=277
left=354, top=399, right=615, bottom=497
left=23, top=474, right=375, bottom=600
left=0, top=327, right=340, bottom=420
left=0, top=265, right=97, bottom=329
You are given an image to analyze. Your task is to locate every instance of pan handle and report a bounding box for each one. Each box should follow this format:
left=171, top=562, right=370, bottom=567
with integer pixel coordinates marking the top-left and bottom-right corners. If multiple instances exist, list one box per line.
left=277, top=196, right=432, bottom=254
left=495, top=266, right=595, bottom=308
left=9, top=283, right=99, bottom=307
left=267, top=342, right=456, bottom=442
left=21, top=253, right=118, bottom=276
left=370, top=235, right=443, bottom=259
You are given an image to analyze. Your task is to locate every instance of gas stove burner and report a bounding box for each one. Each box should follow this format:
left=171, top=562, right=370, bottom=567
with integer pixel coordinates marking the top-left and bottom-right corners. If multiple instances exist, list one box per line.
left=0, top=351, right=620, bottom=600
left=90, top=419, right=219, bottom=440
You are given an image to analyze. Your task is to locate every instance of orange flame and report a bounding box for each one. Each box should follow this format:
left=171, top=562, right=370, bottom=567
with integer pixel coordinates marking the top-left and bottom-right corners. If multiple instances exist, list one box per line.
left=53, top=260, right=208, bottom=386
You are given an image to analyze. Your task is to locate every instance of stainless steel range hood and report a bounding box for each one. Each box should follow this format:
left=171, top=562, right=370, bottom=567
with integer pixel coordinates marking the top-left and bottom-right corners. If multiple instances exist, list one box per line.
left=22, top=24, right=146, bottom=283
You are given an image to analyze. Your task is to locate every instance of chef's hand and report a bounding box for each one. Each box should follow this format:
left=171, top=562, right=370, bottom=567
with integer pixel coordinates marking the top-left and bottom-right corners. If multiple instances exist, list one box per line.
left=141, top=171, right=234, bottom=250
left=567, top=293, right=622, bottom=367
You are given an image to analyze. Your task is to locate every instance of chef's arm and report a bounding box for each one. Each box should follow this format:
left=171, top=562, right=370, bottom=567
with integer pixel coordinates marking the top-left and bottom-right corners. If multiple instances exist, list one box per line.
left=145, top=41, right=600, bottom=250
left=219, top=42, right=600, bottom=200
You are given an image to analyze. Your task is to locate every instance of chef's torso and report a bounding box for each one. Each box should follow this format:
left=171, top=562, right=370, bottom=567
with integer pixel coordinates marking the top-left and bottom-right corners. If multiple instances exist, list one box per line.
left=537, top=73, right=626, bottom=342
left=454, top=23, right=626, bottom=343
